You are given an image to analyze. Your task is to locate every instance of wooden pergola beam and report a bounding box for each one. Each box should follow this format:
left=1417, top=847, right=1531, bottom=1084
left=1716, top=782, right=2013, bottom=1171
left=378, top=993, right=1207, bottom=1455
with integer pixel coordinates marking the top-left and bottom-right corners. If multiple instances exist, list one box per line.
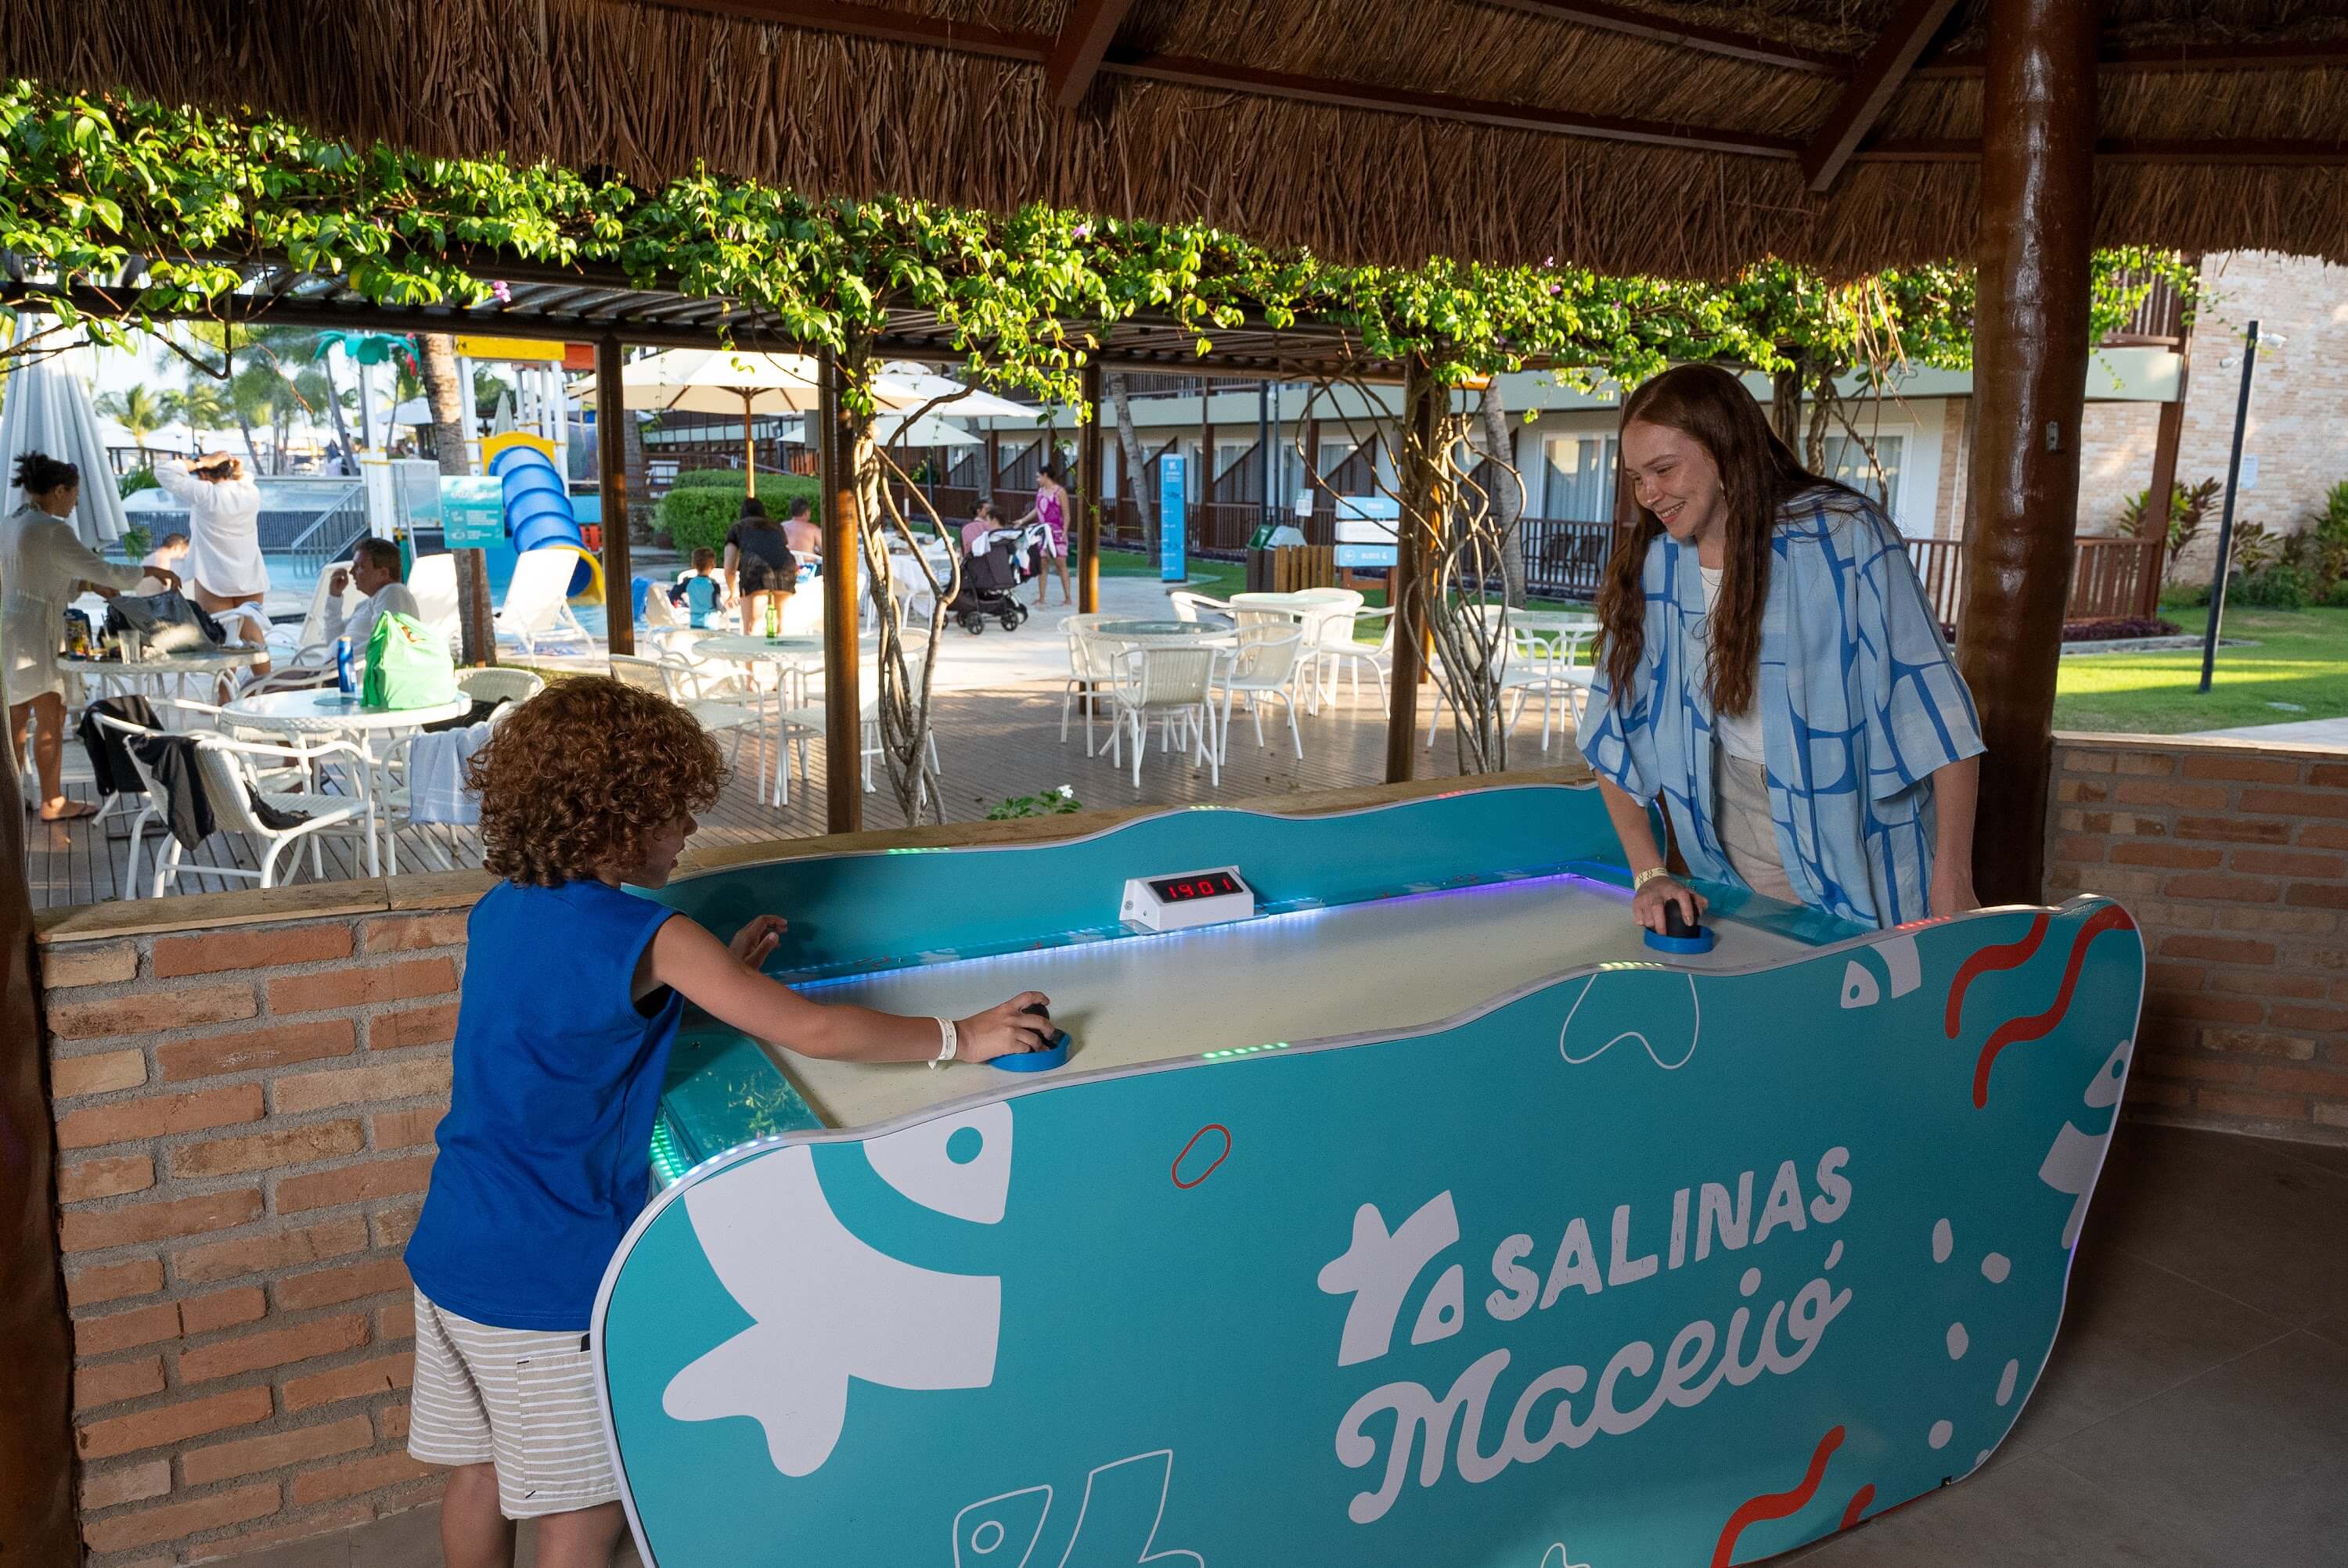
left=1859, top=138, right=2348, bottom=166
left=1914, top=38, right=2348, bottom=77
left=650, top=0, right=1806, bottom=160
left=1046, top=0, right=1139, bottom=109
left=1801, top=0, right=1961, bottom=191
left=1102, top=51, right=1804, bottom=158
left=1476, top=0, right=1844, bottom=74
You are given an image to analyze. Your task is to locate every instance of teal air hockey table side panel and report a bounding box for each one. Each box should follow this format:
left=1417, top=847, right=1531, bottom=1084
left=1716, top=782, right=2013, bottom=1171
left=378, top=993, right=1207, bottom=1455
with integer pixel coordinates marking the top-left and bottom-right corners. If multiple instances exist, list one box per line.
left=598, top=898, right=2147, bottom=1568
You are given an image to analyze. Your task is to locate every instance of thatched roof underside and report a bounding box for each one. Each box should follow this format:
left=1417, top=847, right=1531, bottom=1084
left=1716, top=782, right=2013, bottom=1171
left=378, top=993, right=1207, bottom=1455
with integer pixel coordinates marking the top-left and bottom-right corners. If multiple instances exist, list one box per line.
left=9, top=0, right=2348, bottom=275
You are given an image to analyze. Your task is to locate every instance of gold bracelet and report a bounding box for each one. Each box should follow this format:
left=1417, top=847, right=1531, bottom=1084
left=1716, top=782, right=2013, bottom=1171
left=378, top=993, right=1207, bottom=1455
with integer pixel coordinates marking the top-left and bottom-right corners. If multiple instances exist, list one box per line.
left=1633, top=866, right=1672, bottom=892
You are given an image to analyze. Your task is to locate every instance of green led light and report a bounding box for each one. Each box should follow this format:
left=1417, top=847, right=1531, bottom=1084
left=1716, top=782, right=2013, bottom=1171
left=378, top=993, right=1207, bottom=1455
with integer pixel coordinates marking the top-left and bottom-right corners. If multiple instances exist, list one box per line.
left=648, top=1120, right=690, bottom=1188
left=1202, top=1041, right=1292, bottom=1061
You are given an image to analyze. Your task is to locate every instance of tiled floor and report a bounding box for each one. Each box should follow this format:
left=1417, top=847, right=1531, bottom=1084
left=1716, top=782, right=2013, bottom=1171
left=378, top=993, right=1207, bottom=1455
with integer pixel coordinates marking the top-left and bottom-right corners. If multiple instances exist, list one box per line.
left=206, top=1121, right=2348, bottom=1568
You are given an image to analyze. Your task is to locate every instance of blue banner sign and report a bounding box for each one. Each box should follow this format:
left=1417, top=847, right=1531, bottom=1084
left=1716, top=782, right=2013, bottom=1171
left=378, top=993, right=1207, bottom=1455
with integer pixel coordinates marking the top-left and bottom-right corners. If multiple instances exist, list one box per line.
left=439, top=476, right=506, bottom=548
left=596, top=794, right=2144, bottom=1568
left=1334, top=543, right=1399, bottom=568
left=1159, top=455, right=1187, bottom=583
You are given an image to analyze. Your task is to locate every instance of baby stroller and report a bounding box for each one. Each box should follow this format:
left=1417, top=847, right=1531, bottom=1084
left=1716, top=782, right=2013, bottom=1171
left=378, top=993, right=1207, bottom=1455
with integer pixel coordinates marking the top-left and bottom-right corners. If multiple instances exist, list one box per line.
left=949, top=540, right=1031, bottom=635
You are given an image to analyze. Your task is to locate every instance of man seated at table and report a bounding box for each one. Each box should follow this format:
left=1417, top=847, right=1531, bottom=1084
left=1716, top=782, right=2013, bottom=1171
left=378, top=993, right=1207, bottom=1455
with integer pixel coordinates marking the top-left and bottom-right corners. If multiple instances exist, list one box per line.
left=325, top=539, right=423, bottom=667
left=782, top=497, right=822, bottom=563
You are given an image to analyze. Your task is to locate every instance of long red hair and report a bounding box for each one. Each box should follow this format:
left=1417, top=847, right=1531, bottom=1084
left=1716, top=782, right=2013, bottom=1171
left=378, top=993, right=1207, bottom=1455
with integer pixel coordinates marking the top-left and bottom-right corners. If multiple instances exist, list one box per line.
left=1594, top=364, right=1848, bottom=717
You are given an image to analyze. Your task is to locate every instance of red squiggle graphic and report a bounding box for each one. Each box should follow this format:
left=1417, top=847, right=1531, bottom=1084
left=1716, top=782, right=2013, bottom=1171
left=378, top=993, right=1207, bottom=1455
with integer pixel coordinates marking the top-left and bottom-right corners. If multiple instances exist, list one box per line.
left=1944, top=914, right=2050, bottom=1038
left=1838, top=1484, right=1875, bottom=1530
left=1709, top=1424, right=1845, bottom=1568
left=1972, top=904, right=2137, bottom=1109
left=1170, top=1125, right=1231, bottom=1189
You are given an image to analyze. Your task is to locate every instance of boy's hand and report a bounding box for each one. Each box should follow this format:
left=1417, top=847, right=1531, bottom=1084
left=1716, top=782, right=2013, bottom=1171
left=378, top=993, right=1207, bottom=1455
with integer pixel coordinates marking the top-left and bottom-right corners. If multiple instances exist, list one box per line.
left=955, top=994, right=1057, bottom=1063
left=729, top=915, right=787, bottom=969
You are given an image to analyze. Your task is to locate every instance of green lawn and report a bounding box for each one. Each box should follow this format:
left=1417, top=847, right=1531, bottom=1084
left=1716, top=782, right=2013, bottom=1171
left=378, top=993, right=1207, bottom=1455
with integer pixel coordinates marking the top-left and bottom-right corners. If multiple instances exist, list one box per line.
left=2052, top=606, right=2348, bottom=734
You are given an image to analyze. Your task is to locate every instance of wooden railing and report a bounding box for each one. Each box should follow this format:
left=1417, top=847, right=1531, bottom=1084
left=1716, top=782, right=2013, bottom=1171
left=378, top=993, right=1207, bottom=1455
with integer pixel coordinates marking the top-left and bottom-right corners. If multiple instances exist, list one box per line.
left=1905, top=534, right=2166, bottom=627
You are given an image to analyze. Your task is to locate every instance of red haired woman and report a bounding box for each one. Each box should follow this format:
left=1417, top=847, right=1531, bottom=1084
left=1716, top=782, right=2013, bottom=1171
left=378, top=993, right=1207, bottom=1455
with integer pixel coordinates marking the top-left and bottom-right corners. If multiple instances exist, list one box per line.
left=1581, top=365, right=1983, bottom=933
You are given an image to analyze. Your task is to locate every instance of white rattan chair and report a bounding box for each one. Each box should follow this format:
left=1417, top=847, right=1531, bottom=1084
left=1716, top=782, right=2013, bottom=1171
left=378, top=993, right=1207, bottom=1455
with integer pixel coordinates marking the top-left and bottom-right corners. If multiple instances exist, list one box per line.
left=136, top=731, right=377, bottom=895
left=1105, top=644, right=1227, bottom=789
left=1315, top=605, right=1395, bottom=709
left=1167, top=590, right=1234, bottom=624
left=1059, top=613, right=1118, bottom=755
left=1213, top=624, right=1306, bottom=762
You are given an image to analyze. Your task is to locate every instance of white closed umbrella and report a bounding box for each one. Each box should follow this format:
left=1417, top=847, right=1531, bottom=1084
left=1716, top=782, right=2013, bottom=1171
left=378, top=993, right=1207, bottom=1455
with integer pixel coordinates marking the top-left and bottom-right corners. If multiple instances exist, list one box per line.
left=1, top=318, right=130, bottom=545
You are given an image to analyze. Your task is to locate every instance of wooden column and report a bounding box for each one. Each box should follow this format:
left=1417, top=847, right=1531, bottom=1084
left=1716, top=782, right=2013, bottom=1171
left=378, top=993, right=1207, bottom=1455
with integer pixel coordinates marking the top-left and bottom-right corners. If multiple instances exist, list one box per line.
left=1079, top=361, right=1104, bottom=613
left=596, top=336, right=635, bottom=658
left=1955, top=0, right=2097, bottom=905
left=2144, top=273, right=2197, bottom=575
left=819, top=347, right=862, bottom=835
left=1385, top=357, right=1442, bottom=783
left=0, top=759, right=74, bottom=1566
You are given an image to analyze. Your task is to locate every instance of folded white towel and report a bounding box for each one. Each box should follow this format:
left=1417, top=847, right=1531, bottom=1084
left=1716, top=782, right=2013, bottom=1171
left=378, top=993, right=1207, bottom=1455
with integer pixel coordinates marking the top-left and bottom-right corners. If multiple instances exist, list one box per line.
left=405, top=720, right=494, bottom=825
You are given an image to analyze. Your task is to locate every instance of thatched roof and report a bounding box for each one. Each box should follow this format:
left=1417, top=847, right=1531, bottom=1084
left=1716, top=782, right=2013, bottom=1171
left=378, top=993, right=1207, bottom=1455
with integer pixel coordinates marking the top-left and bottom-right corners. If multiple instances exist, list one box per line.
left=9, top=1, right=2348, bottom=275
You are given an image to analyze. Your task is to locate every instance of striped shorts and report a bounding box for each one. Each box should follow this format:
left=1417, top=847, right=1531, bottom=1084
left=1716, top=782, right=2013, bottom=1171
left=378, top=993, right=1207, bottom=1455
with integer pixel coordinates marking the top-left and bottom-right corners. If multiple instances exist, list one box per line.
left=405, top=1289, right=618, bottom=1519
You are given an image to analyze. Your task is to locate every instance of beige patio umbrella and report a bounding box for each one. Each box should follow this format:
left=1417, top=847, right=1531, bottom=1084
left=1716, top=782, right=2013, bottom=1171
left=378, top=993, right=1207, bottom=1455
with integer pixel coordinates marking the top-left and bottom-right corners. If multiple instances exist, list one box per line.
left=574, top=348, right=830, bottom=484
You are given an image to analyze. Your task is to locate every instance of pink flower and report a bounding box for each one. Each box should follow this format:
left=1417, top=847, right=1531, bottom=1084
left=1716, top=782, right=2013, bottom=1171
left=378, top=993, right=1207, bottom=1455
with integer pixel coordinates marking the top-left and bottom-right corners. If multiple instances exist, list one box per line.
left=491, top=279, right=512, bottom=304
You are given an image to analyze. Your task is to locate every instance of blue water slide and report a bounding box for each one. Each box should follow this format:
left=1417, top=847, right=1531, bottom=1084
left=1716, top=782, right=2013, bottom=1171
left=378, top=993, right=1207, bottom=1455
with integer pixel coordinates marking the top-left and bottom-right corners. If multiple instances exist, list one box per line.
left=488, top=444, right=595, bottom=596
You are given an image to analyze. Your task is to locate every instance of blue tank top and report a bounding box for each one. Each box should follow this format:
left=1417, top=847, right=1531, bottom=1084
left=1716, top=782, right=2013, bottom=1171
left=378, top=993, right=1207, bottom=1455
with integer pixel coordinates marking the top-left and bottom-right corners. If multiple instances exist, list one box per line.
left=405, top=879, right=685, bottom=1330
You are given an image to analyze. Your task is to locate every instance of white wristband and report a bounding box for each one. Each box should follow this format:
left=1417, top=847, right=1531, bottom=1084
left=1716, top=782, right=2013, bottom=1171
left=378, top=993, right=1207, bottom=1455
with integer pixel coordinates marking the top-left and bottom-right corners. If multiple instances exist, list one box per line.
left=933, top=1016, right=959, bottom=1066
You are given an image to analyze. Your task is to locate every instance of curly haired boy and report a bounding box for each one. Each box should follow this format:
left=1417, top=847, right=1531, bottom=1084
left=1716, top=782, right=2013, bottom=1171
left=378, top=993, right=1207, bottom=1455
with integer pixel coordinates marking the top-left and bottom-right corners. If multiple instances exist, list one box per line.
left=402, top=678, right=1052, bottom=1568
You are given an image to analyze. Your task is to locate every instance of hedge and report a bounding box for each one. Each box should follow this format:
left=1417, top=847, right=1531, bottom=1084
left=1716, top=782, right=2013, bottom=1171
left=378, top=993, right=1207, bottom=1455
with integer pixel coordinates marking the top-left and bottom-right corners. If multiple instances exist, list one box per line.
left=656, top=470, right=821, bottom=556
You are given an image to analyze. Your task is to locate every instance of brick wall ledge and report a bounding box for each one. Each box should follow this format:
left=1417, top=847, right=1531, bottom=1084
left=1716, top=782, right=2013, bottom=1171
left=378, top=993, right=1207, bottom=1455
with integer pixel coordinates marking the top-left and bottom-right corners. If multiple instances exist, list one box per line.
left=2054, top=728, right=2348, bottom=762
left=34, top=767, right=1600, bottom=944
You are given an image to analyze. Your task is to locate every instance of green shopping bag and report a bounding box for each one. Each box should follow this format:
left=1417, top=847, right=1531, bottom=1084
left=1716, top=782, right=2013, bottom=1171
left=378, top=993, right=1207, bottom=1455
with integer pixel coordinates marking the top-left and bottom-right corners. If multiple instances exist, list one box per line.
left=361, top=611, right=461, bottom=710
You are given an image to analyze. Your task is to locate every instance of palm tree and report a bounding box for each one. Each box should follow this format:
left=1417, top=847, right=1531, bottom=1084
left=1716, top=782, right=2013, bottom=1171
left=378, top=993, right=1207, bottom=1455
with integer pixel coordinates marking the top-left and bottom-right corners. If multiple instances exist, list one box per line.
left=165, top=383, right=232, bottom=445
left=95, top=385, right=170, bottom=460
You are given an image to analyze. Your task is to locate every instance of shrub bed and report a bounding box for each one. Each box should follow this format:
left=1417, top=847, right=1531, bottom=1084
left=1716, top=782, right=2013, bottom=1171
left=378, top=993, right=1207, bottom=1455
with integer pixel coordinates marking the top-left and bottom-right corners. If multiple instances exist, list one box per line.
left=655, top=470, right=821, bottom=556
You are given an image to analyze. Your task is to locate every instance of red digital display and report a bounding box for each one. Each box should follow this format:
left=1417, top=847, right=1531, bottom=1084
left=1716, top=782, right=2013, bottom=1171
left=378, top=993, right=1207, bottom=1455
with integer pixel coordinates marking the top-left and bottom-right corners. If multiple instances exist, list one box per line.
left=1147, top=870, right=1246, bottom=903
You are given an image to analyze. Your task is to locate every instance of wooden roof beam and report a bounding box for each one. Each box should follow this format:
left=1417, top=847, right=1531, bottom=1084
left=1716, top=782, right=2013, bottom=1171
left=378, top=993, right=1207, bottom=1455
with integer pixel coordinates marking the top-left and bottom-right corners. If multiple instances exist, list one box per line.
left=1802, top=0, right=1961, bottom=192
left=654, top=1, right=1803, bottom=157
left=1100, top=51, right=1802, bottom=158
left=1045, top=0, right=1138, bottom=109
left=1477, top=0, right=1843, bottom=74
left=1913, top=38, right=2348, bottom=77
left=1858, top=138, right=2348, bottom=166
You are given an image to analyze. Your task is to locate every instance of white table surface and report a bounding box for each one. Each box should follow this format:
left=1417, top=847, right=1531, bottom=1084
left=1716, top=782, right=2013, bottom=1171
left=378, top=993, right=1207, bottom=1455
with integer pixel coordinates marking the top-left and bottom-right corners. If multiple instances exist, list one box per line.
left=765, top=874, right=1806, bottom=1129
left=73, top=648, right=265, bottom=675
left=690, top=635, right=829, bottom=664
left=222, top=689, right=472, bottom=734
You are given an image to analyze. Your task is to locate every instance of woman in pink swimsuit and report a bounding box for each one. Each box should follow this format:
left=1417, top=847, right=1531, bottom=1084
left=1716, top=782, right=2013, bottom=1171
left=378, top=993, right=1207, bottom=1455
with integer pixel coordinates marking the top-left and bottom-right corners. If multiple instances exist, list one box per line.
left=1013, top=460, right=1076, bottom=609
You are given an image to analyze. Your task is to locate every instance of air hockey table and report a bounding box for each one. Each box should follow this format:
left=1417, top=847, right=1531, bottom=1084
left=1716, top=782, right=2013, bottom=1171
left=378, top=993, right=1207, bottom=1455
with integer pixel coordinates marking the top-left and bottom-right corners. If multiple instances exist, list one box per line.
left=594, top=778, right=2146, bottom=1568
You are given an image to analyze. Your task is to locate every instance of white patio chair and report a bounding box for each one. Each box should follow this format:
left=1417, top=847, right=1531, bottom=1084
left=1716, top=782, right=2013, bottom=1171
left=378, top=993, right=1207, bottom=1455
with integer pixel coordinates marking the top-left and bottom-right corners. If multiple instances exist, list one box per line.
left=1503, top=624, right=1598, bottom=752
left=780, top=642, right=945, bottom=812
left=1105, top=644, right=1226, bottom=789
left=608, top=654, right=764, bottom=779
left=138, top=732, right=377, bottom=895
left=1422, top=607, right=1517, bottom=750
left=407, top=553, right=461, bottom=652
left=1315, top=605, right=1395, bottom=709
left=89, top=712, right=169, bottom=898
left=494, top=548, right=594, bottom=656
left=268, top=569, right=369, bottom=667
left=1167, top=590, right=1234, bottom=624
left=1059, top=613, right=1118, bottom=756
left=1285, top=588, right=1365, bottom=710
left=372, top=704, right=519, bottom=875
left=455, top=666, right=546, bottom=707
left=1213, top=624, right=1306, bottom=762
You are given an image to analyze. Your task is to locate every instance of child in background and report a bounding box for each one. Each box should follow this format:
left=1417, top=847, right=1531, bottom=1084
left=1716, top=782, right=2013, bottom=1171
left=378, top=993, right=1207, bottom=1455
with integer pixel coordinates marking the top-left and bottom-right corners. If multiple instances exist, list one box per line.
left=402, top=678, right=1055, bottom=1568
left=672, top=546, right=729, bottom=628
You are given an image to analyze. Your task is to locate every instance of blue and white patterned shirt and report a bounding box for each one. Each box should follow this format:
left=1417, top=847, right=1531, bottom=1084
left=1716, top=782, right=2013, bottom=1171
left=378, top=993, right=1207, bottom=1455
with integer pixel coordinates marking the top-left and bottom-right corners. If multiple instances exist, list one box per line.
left=1581, top=487, right=1984, bottom=929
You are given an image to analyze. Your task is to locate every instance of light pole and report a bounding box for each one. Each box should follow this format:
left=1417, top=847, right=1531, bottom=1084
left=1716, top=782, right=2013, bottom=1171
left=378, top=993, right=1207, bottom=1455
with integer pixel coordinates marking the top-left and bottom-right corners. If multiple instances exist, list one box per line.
left=2199, top=321, right=2275, bottom=694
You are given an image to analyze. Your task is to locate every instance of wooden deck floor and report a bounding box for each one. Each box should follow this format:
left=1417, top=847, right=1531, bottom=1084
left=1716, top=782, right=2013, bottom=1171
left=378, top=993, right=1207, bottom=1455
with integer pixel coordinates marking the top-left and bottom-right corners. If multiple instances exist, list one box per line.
left=21, top=682, right=1588, bottom=911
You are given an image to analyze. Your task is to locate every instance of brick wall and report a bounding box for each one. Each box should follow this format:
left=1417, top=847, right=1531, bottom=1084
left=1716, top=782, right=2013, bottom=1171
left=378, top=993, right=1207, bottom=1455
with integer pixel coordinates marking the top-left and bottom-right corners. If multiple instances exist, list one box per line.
left=2047, top=734, right=2348, bottom=1140
left=38, top=893, right=477, bottom=1566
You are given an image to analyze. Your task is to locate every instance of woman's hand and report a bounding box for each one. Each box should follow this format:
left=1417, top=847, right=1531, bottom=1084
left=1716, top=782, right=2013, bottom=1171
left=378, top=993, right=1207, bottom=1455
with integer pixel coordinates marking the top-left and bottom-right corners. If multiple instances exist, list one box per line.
left=1929, top=867, right=1979, bottom=920
left=1632, top=874, right=1706, bottom=934
left=954, top=993, right=1058, bottom=1063
left=728, top=914, right=787, bottom=969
